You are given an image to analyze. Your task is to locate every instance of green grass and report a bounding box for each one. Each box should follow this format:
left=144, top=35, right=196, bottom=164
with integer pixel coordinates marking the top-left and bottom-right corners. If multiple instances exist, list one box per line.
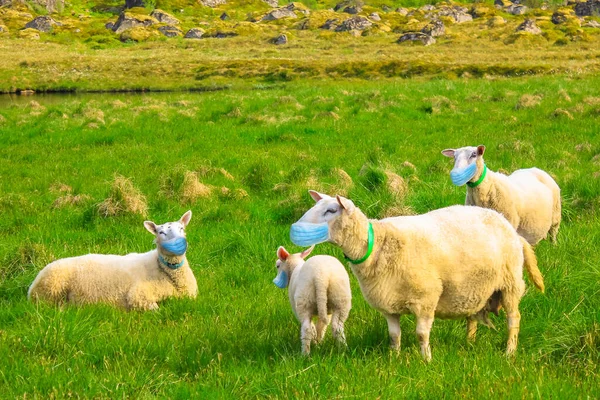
left=0, top=76, right=599, bottom=398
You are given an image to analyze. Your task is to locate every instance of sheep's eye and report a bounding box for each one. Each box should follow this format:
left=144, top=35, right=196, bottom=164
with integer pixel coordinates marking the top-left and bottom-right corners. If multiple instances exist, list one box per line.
left=159, top=231, right=166, bottom=236
left=471, top=152, right=477, bottom=158
left=324, top=208, right=337, bottom=215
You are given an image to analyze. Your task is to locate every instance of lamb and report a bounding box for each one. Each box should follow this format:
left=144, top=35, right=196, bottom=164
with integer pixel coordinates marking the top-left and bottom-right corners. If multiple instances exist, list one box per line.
left=290, top=191, right=545, bottom=361
left=273, top=245, right=352, bottom=355
left=442, top=145, right=561, bottom=245
left=28, top=211, right=198, bottom=310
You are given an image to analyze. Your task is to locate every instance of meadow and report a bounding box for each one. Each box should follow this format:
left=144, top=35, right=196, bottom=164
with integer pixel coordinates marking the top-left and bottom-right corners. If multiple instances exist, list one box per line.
left=0, top=76, right=599, bottom=398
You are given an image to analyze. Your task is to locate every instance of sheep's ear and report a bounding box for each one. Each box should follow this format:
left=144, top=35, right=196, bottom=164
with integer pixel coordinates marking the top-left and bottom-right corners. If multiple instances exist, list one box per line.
left=144, top=221, right=158, bottom=235
left=300, top=245, right=314, bottom=260
left=308, top=190, right=326, bottom=203
left=277, top=246, right=290, bottom=261
left=180, top=210, right=192, bottom=227
left=336, top=195, right=355, bottom=213
left=441, top=149, right=455, bottom=158
left=477, top=145, right=486, bottom=156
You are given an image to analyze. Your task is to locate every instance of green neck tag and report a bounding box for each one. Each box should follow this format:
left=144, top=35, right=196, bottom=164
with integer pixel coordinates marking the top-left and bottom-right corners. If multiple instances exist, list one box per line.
left=345, top=222, right=374, bottom=264
left=467, top=164, right=487, bottom=188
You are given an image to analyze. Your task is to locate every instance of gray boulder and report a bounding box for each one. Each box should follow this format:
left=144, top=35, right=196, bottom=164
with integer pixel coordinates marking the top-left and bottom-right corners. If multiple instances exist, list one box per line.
left=505, top=4, right=528, bottom=15
left=31, top=0, right=64, bottom=14
left=334, top=0, right=364, bottom=14
left=320, top=18, right=339, bottom=30
left=158, top=25, right=182, bottom=37
left=220, top=12, right=230, bottom=20
left=262, top=8, right=297, bottom=20
left=184, top=28, right=205, bottom=38
left=419, top=4, right=436, bottom=12
left=105, top=22, right=115, bottom=30
left=151, top=10, right=180, bottom=25
left=199, top=0, right=226, bottom=7
left=112, top=12, right=157, bottom=34
left=398, top=32, right=435, bottom=46
left=273, top=33, right=287, bottom=44
left=584, top=20, right=600, bottom=28
left=551, top=11, right=568, bottom=24
left=263, top=0, right=278, bottom=6
left=369, top=12, right=381, bottom=21
left=126, top=0, right=145, bottom=8
left=434, top=6, right=473, bottom=23
left=25, top=16, right=62, bottom=33
left=335, top=16, right=372, bottom=31
left=422, top=20, right=444, bottom=37
left=516, top=18, right=541, bottom=34
left=395, top=7, right=408, bottom=15
left=574, top=0, right=600, bottom=16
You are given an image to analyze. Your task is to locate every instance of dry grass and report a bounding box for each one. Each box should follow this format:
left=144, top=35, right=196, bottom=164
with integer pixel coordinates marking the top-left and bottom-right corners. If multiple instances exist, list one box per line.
left=50, top=183, right=91, bottom=208
left=425, top=96, right=456, bottom=114
left=384, top=170, right=407, bottom=198
left=516, top=94, right=542, bottom=109
left=553, top=108, right=574, bottom=120
left=575, top=142, right=592, bottom=152
left=583, top=97, right=600, bottom=106
left=97, top=175, right=148, bottom=217
left=181, top=171, right=213, bottom=203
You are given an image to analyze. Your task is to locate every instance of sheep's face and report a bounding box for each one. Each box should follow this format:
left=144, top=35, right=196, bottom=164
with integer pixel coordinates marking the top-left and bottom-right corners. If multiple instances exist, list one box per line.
left=290, top=191, right=355, bottom=247
left=441, top=145, right=486, bottom=186
left=144, top=210, right=192, bottom=256
left=273, top=246, right=314, bottom=289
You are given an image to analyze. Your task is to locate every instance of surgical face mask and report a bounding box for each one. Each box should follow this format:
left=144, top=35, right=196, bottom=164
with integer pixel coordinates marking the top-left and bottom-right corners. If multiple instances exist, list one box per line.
left=450, top=162, right=477, bottom=186
left=273, top=270, right=288, bottom=289
left=290, top=222, right=329, bottom=247
left=160, top=237, right=188, bottom=256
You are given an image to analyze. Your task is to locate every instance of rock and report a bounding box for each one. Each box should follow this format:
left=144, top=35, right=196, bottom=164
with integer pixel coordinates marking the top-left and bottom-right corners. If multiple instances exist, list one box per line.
left=112, top=12, right=158, bottom=34
left=285, top=2, right=310, bottom=15
left=382, top=5, right=391, bottom=12
left=494, top=0, right=506, bottom=6
left=158, top=25, right=182, bottom=37
left=320, top=18, right=339, bottom=30
left=105, top=22, right=115, bottom=30
left=125, top=0, right=145, bottom=8
left=574, top=0, right=600, bottom=16
left=214, top=31, right=237, bottom=38
left=335, top=16, right=372, bottom=31
left=551, top=11, right=568, bottom=24
left=505, top=4, right=528, bottom=15
left=334, top=0, right=364, bottom=14
left=470, top=5, right=492, bottom=18
left=0, top=25, right=8, bottom=33
left=487, top=16, right=506, bottom=27
left=516, top=18, right=541, bottom=34
left=395, top=7, right=408, bottom=16
left=120, top=26, right=158, bottom=42
left=18, top=28, right=41, bottom=39
left=343, top=5, right=362, bottom=14
left=420, top=4, right=436, bottom=12
left=262, top=8, right=297, bottom=21
left=31, top=0, right=64, bottom=14
left=397, top=32, right=435, bottom=46
left=0, top=0, right=10, bottom=6
left=220, top=12, right=230, bottom=20
left=184, top=27, right=205, bottom=38
left=422, top=19, right=444, bottom=37
left=584, top=20, right=600, bottom=28
left=273, top=33, right=287, bottom=44
left=18, top=89, right=35, bottom=95
left=199, top=0, right=226, bottom=7
left=435, top=6, right=473, bottom=23
left=150, top=9, right=180, bottom=25
left=25, top=16, right=62, bottom=33
left=369, top=12, right=381, bottom=21
left=295, top=19, right=310, bottom=29
left=263, top=0, right=278, bottom=6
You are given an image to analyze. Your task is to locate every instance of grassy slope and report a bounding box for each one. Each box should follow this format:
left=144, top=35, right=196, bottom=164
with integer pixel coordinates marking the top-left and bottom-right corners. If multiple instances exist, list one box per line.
left=0, top=77, right=599, bottom=397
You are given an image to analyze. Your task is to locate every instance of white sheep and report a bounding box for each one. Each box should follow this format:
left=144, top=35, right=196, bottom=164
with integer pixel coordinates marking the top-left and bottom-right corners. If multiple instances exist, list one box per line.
left=28, top=211, right=198, bottom=310
left=442, top=145, right=561, bottom=245
left=290, top=191, right=545, bottom=361
left=273, top=245, right=352, bottom=355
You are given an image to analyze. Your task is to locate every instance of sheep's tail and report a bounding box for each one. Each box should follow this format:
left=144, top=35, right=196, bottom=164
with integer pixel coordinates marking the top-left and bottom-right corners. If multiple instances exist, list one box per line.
left=315, top=280, right=329, bottom=323
left=520, top=237, right=545, bottom=293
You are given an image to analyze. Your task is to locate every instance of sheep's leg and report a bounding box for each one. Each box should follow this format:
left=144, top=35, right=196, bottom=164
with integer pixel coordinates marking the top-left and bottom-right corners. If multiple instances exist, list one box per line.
left=127, top=283, right=162, bottom=311
left=316, top=315, right=330, bottom=343
left=466, top=316, right=478, bottom=342
left=384, top=313, right=401, bottom=351
left=300, top=318, right=316, bottom=355
left=415, top=314, right=434, bottom=362
left=501, top=290, right=523, bottom=356
left=331, top=310, right=349, bottom=348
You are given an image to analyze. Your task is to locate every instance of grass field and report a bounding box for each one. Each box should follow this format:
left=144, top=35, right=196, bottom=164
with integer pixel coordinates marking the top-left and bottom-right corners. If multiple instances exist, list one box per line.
left=1, top=76, right=599, bottom=398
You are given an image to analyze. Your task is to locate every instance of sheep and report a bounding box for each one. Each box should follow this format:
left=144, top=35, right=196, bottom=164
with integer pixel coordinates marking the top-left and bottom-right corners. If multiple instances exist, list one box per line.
left=442, top=145, right=561, bottom=245
left=28, top=211, right=198, bottom=311
left=273, top=245, right=352, bottom=355
left=290, top=191, right=545, bottom=361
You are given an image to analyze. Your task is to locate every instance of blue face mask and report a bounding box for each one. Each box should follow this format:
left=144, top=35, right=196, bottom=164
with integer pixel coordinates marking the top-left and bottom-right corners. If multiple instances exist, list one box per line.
left=273, top=270, right=288, bottom=289
left=290, top=222, right=329, bottom=247
left=160, top=237, right=188, bottom=256
left=450, top=162, right=478, bottom=186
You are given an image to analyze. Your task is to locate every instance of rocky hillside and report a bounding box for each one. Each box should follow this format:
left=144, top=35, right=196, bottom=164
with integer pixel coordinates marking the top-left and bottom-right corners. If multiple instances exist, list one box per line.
left=0, top=0, right=599, bottom=46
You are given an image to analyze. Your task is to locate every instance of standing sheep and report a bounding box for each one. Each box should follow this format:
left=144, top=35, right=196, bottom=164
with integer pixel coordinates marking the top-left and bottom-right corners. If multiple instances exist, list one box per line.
left=273, top=245, right=352, bottom=355
left=442, top=145, right=561, bottom=245
left=290, top=191, right=544, bottom=361
left=28, top=211, right=198, bottom=310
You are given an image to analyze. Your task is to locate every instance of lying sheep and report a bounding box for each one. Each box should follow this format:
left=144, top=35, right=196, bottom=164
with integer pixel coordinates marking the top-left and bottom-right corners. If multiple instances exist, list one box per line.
left=28, top=211, right=198, bottom=310
left=290, top=191, right=544, bottom=361
left=442, top=145, right=561, bottom=245
left=273, top=245, right=352, bottom=355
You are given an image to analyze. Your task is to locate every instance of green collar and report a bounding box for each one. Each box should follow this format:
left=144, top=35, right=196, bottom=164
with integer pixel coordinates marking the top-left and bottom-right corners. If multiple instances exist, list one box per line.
left=345, top=222, right=374, bottom=264
left=467, top=164, right=487, bottom=188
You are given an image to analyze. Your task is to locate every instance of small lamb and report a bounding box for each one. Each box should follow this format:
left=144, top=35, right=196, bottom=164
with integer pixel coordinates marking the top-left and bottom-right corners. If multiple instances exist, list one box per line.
left=290, top=191, right=545, bottom=361
left=28, top=211, right=198, bottom=310
left=273, top=245, right=352, bottom=355
left=442, top=145, right=561, bottom=245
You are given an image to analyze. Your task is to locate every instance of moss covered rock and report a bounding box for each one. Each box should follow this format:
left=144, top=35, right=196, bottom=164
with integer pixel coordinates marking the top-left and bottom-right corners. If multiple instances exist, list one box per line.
left=18, top=28, right=40, bottom=39
left=119, top=26, right=159, bottom=42
left=112, top=12, right=158, bottom=34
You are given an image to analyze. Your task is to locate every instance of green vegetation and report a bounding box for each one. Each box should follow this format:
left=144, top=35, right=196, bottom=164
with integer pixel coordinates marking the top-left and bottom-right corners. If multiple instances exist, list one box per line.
left=1, top=77, right=599, bottom=397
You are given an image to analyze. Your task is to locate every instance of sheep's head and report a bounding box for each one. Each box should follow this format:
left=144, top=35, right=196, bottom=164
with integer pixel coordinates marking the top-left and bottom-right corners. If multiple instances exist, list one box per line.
left=441, top=145, right=486, bottom=186
left=290, top=190, right=359, bottom=248
left=144, top=210, right=192, bottom=256
left=273, top=245, right=314, bottom=289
